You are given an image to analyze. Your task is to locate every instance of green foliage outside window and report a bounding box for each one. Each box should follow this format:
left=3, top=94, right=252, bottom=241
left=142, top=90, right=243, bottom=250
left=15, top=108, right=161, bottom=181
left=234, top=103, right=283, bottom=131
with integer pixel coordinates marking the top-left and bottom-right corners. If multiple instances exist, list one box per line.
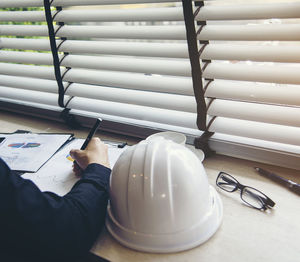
left=0, top=7, right=49, bottom=52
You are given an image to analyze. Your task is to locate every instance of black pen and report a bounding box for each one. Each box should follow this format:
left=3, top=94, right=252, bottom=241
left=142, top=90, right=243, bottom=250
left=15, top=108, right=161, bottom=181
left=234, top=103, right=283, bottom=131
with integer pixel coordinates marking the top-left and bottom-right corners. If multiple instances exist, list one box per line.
left=255, top=167, right=300, bottom=196
left=73, top=118, right=102, bottom=169
left=80, top=118, right=102, bottom=150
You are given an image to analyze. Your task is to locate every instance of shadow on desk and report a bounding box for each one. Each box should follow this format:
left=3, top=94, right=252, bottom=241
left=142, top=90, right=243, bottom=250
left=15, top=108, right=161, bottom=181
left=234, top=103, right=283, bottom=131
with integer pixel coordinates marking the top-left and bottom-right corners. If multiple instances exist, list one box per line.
left=78, top=252, right=110, bottom=262
left=1, top=252, right=109, bottom=262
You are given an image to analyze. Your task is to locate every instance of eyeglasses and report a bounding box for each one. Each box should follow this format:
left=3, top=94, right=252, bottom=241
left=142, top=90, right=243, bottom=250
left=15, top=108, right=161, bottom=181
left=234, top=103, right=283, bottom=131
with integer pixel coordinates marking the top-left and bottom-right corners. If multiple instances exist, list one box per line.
left=216, top=172, right=275, bottom=211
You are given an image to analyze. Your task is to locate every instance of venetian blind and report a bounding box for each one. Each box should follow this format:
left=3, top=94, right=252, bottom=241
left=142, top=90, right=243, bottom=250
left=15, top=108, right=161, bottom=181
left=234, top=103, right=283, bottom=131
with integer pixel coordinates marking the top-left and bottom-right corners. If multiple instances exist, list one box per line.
left=1, top=0, right=300, bottom=168
left=0, top=0, right=200, bottom=136
left=191, top=0, right=300, bottom=168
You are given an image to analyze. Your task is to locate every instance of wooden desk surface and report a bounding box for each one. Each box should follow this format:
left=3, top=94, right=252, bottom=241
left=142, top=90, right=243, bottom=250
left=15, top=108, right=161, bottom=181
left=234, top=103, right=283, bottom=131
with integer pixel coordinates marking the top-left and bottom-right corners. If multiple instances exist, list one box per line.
left=1, top=111, right=299, bottom=262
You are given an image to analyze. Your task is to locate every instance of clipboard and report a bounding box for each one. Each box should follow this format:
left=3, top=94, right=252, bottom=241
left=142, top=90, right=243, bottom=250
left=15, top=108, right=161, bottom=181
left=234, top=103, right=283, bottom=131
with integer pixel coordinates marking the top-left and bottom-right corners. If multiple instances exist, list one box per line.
left=22, top=138, right=129, bottom=196
left=0, top=131, right=74, bottom=173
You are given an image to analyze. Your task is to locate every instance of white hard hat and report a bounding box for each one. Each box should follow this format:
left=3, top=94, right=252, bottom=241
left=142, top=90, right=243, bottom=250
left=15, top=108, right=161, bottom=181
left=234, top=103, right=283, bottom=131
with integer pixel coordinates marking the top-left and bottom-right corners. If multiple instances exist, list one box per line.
left=106, top=137, right=223, bottom=253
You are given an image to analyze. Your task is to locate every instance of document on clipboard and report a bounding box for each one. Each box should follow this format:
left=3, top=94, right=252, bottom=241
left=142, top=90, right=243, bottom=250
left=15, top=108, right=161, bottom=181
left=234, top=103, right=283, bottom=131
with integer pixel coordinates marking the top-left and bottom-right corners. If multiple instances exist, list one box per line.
left=0, top=133, right=73, bottom=172
left=22, top=138, right=129, bottom=196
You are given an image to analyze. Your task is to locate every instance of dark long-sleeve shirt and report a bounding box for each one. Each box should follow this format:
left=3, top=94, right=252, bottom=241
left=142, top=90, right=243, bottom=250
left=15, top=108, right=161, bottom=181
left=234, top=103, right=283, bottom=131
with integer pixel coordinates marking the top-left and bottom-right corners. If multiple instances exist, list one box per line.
left=0, top=158, right=111, bottom=262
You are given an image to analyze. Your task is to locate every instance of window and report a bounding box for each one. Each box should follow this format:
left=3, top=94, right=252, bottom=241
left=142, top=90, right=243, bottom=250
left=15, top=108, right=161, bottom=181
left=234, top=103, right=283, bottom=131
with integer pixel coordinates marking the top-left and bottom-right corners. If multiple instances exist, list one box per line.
left=0, top=0, right=299, bottom=169
left=193, top=0, right=300, bottom=169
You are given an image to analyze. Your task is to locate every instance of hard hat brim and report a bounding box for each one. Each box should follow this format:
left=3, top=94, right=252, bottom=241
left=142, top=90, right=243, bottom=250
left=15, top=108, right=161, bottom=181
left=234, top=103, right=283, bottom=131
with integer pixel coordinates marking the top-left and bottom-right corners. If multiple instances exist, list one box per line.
left=105, top=186, right=223, bottom=253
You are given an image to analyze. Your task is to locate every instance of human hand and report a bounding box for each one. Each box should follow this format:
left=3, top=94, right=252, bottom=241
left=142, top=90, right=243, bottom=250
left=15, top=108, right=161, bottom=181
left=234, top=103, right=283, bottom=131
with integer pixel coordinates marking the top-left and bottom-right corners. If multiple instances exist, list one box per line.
left=70, top=137, right=110, bottom=175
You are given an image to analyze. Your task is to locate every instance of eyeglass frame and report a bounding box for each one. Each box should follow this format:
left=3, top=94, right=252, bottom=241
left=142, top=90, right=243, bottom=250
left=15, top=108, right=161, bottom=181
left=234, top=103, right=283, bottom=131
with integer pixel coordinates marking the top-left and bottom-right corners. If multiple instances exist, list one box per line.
left=216, top=172, right=275, bottom=210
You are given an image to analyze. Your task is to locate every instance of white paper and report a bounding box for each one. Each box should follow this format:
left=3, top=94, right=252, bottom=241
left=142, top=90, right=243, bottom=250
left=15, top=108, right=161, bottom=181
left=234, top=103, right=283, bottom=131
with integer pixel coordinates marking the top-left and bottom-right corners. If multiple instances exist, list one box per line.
left=22, top=139, right=128, bottom=196
left=0, top=133, right=72, bottom=172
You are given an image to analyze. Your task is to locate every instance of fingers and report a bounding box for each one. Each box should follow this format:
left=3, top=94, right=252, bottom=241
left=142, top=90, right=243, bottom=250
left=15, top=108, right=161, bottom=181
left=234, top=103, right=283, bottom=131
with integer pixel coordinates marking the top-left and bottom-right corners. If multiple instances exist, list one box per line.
left=69, top=149, right=81, bottom=160
left=70, top=149, right=87, bottom=172
left=69, top=137, right=110, bottom=172
left=72, top=162, right=82, bottom=176
left=70, top=138, right=103, bottom=159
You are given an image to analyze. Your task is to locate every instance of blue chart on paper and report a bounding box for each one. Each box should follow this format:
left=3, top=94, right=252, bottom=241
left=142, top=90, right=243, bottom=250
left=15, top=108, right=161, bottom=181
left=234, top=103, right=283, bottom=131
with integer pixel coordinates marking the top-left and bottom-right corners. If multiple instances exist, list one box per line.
left=8, top=143, right=41, bottom=148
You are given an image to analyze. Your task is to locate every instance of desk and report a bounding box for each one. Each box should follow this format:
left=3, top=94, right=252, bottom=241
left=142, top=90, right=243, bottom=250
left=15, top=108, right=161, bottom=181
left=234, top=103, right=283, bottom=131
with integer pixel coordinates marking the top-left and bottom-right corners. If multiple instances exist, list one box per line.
left=1, top=111, right=299, bottom=262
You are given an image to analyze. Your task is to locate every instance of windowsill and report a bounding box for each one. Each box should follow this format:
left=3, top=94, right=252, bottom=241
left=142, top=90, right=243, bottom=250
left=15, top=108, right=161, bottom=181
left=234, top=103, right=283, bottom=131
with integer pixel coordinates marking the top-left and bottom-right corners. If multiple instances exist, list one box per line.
left=1, top=110, right=299, bottom=262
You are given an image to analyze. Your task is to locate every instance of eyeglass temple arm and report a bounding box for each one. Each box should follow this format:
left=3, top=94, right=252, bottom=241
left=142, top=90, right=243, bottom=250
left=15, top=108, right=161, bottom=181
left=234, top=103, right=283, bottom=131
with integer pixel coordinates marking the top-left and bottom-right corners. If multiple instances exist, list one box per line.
left=264, top=197, right=275, bottom=207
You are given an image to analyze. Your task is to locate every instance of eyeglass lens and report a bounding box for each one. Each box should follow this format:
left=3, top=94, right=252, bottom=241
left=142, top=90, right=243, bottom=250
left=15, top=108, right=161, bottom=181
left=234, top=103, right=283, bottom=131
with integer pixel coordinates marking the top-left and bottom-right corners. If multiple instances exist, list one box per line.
left=217, top=172, right=238, bottom=192
left=242, top=187, right=267, bottom=209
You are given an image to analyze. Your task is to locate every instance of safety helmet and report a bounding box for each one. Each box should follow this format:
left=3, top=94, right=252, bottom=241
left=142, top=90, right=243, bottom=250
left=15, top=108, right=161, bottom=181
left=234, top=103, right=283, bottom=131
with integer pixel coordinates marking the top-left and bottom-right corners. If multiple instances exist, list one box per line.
left=106, top=137, right=223, bottom=253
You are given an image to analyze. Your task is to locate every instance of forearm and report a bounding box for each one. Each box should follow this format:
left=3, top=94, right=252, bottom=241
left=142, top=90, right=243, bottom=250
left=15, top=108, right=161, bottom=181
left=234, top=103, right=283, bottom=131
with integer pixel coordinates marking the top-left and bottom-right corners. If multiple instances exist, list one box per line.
left=33, top=164, right=111, bottom=259
left=53, top=164, right=111, bottom=256
left=0, top=160, right=111, bottom=261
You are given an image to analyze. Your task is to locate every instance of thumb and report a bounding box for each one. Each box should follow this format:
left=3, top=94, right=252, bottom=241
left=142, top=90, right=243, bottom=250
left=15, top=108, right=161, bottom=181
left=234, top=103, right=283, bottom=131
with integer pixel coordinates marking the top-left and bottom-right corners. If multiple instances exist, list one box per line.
left=69, top=149, right=83, bottom=160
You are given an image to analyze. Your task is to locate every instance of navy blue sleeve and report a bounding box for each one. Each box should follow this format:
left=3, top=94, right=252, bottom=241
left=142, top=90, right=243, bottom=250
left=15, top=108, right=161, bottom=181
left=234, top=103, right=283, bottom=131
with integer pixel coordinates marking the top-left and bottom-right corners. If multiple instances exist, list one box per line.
left=0, top=158, right=111, bottom=262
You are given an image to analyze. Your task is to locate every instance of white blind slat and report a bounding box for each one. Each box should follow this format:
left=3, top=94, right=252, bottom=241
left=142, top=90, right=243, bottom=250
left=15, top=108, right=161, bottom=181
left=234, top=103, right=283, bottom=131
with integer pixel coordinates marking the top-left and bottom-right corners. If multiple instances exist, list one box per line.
left=209, top=117, right=300, bottom=146
left=0, top=0, right=180, bottom=8
left=67, top=84, right=196, bottom=113
left=0, top=8, right=183, bottom=22
left=0, top=11, right=45, bottom=22
left=0, top=38, right=51, bottom=51
left=0, top=25, right=48, bottom=36
left=211, top=133, right=300, bottom=155
left=196, top=2, right=300, bottom=21
left=68, top=97, right=198, bottom=129
left=0, top=51, right=190, bottom=76
left=0, top=75, right=196, bottom=113
left=0, top=38, right=189, bottom=58
left=0, top=75, right=57, bottom=93
left=0, top=86, right=65, bottom=106
left=0, top=63, right=54, bottom=79
left=203, top=63, right=300, bottom=85
left=0, top=63, right=193, bottom=96
left=0, top=25, right=186, bottom=40
left=198, top=24, right=300, bottom=41
left=71, top=109, right=202, bottom=137
left=65, top=69, right=193, bottom=95
left=201, top=44, right=300, bottom=63
left=207, top=99, right=300, bottom=127
left=60, top=40, right=188, bottom=58
left=0, top=98, right=61, bottom=113
left=205, top=80, right=300, bottom=107
left=4, top=38, right=300, bottom=63
left=0, top=50, right=53, bottom=65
